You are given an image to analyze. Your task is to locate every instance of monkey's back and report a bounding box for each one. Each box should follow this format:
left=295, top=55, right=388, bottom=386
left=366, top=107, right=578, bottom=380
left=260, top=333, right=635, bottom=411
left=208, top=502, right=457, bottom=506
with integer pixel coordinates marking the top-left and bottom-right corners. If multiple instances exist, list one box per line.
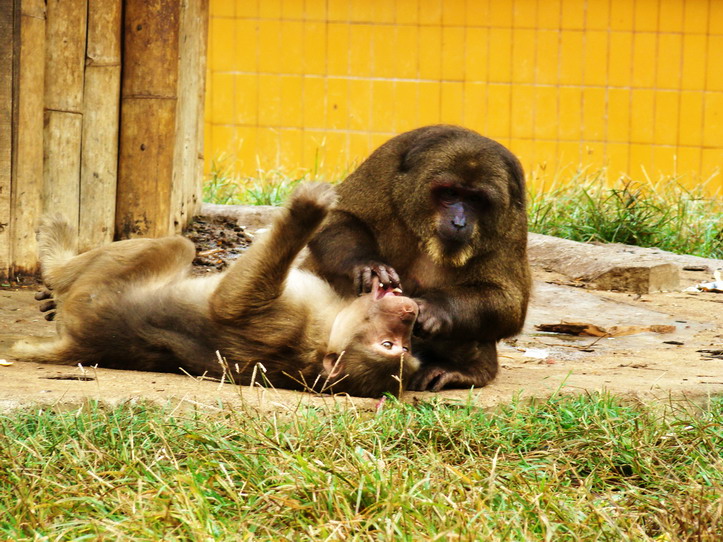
left=51, top=273, right=329, bottom=388
left=49, top=275, right=223, bottom=375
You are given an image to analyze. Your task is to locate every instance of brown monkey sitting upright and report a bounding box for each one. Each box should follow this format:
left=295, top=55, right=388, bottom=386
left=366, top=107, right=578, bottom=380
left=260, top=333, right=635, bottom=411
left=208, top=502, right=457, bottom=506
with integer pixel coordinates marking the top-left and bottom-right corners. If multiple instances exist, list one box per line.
left=14, top=183, right=420, bottom=398
left=301, top=125, right=531, bottom=391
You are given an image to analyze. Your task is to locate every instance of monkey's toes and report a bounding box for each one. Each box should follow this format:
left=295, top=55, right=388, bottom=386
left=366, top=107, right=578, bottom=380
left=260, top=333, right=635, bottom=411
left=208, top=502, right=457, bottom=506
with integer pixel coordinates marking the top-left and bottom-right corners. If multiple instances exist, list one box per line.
left=35, top=289, right=53, bottom=301
left=38, top=299, right=57, bottom=313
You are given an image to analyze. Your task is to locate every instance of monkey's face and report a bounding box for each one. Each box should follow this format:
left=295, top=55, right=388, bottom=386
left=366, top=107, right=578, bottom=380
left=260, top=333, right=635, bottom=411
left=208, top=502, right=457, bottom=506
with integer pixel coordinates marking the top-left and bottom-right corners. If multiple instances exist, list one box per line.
left=420, top=160, right=516, bottom=267
left=393, top=128, right=525, bottom=267
left=323, top=279, right=420, bottom=396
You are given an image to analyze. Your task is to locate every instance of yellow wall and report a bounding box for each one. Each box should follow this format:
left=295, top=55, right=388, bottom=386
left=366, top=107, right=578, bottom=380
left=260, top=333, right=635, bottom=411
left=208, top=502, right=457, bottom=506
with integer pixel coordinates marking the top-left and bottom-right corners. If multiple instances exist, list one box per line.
left=205, top=0, right=723, bottom=191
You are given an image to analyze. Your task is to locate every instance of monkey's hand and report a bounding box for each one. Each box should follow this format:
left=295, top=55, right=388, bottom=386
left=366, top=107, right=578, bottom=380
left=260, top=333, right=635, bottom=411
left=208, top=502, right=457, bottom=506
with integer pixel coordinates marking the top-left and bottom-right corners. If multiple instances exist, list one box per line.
left=412, top=299, right=453, bottom=337
left=354, top=262, right=401, bottom=295
left=35, top=288, right=57, bottom=321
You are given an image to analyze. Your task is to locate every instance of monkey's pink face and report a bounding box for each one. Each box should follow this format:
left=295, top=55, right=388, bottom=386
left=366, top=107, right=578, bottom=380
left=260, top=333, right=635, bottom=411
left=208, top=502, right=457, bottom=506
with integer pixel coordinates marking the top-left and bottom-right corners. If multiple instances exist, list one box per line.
left=326, top=278, right=419, bottom=368
left=364, top=279, right=419, bottom=357
left=322, top=278, right=421, bottom=396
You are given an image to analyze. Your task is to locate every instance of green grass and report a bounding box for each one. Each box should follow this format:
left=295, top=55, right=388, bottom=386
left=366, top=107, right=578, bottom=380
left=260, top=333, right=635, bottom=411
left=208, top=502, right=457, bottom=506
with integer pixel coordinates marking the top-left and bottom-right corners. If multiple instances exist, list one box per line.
left=202, top=161, right=307, bottom=206
left=528, top=169, right=722, bottom=259
left=203, top=162, right=722, bottom=259
left=2, top=394, right=721, bottom=540
left=202, top=151, right=346, bottom=206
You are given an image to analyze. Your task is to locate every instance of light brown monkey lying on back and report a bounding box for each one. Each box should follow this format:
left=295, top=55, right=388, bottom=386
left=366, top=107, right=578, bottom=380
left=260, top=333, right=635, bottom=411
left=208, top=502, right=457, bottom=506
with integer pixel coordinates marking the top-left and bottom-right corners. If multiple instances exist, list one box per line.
left=14, top=183, right=420, bottom=397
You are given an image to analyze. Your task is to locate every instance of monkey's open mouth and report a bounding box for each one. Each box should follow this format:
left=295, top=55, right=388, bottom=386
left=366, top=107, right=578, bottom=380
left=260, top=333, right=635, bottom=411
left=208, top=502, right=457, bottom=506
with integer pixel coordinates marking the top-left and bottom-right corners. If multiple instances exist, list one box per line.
left=372, top=278, right=403, bottom=300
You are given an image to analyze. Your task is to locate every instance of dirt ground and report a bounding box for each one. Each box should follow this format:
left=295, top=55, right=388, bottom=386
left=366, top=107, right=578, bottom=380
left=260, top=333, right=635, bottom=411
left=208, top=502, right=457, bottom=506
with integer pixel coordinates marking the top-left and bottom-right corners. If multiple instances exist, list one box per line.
left=1, top=217, right=721, bottom=413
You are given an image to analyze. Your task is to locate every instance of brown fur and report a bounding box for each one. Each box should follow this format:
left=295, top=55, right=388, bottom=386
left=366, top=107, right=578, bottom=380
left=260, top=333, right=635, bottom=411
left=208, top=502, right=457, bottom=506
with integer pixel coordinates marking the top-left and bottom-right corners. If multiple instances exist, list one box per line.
left=15, top=183, right=420, bottom=398
left=301, top=125, right=531, bottom=391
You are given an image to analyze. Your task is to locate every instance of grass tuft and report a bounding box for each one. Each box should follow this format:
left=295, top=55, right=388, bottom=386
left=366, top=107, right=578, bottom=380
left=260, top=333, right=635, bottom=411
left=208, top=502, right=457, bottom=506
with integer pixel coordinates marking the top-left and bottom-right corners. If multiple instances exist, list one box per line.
left=203, top=159, right=306, bottom=206
left=1, top=394, right=721, bottom=539
left=202, top=153, right=349, bottom=207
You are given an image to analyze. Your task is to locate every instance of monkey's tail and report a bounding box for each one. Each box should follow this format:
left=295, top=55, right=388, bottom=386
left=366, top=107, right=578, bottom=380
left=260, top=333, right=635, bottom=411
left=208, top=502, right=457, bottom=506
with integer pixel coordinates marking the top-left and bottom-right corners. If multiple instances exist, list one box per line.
left=37, top=214, right=78, bottom=283
left=11, top=337, right=74, bottom=365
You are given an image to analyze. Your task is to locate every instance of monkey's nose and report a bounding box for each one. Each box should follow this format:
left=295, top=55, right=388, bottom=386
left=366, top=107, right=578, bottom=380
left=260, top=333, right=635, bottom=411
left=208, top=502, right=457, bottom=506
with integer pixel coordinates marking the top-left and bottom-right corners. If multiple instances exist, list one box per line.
left=399, top=302, right=419, bottom=321
left=452, top=216, right=466, bottom=229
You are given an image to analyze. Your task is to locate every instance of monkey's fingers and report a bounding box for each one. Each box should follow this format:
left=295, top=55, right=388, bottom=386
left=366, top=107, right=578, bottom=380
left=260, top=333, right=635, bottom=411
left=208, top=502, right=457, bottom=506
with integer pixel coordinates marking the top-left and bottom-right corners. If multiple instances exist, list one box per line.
left=427, top=371, right=458, bottom=392
left=375, top=267, right=393, bottom=288
left=356, top=267, right=374, bottom=294
left=35, top=288, right=57, bottom=316
left=414, top=319, right=442, bottom=338
left=354, top=263, right=402, bottom=294
left=386, top=267, right=401, bottom=288
left=373, top=264, right=401, bottom=289
left=413, top=301, right=452, bottom=337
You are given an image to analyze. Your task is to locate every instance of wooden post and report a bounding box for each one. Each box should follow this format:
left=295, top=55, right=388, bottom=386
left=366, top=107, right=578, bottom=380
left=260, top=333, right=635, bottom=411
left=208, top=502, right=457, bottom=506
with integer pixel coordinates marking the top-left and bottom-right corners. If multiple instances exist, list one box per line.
left=116, top=0, right=180, bottom=239
left=10, top=0, right=44, bottom=276
left=0, top=0, right=14, bottom=278
left=78, top=0, right=121, bottom=252
left=170, top=0, right=208, bottom=233
left=42, top=0, right=86, bottom=246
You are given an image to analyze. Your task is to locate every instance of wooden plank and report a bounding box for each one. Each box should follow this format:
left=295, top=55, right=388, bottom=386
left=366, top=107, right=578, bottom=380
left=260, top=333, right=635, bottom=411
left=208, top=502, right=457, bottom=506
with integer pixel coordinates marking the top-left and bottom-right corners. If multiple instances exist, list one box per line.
left=42, top=0, right=86, bottom=239
left=116, top=98, right=176, bottom=239
left=10, top=0, right=44, bottom=275
left=85, top=0, right=122, bottom=67
left=170, top=0, right=208, bottom=233
left=78, top=0, right=121, bottom=252
left=44, top=0, right=86, bottom=112
left=121, top=0, right=180, bottom=98
left=116, top=0, right=180, bottom=239
left=42, top=110, right=82, bottom=242
left=193, top=0, right=209, bottom=225
left=0, top=0, right=15, bottom=278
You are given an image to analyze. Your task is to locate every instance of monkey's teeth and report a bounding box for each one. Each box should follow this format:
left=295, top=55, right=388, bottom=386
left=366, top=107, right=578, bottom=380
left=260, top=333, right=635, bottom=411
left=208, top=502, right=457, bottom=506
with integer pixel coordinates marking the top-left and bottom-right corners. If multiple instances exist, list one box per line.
left=392, top=287, right=403, bottom=294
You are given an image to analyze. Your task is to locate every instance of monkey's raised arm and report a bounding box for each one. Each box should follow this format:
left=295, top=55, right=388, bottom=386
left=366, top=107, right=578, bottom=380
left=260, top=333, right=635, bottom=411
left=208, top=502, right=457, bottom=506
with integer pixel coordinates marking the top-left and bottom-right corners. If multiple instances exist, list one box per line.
left=305, top=211, right=400, bottom=294
left=209, top=183, right=336, bottom=322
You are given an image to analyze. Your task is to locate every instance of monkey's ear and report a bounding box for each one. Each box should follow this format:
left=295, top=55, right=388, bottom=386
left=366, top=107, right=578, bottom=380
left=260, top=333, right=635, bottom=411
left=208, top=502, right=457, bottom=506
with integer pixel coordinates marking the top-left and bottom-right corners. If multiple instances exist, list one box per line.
left=323, top=352, right=345, bottom=378
left=503, top=154, right=526, bottom=207
left=399, top=145, right=419, bottom=173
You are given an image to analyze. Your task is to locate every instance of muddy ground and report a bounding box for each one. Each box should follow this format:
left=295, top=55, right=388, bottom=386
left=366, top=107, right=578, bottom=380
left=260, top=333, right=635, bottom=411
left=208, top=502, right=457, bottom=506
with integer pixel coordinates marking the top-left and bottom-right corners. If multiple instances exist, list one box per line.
left=1, top=213, right=721, bottom=413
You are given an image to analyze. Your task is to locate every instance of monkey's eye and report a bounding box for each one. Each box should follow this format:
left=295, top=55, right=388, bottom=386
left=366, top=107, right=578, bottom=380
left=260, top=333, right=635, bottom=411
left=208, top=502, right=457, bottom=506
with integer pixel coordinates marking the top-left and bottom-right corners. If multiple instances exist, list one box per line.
left=437, top=187, right=458, bottom=202
left=402, top=346, right=410, bottom=352
left=381, top=341, right=393, bottom=350
left=470, top=187, right=497, bottom=209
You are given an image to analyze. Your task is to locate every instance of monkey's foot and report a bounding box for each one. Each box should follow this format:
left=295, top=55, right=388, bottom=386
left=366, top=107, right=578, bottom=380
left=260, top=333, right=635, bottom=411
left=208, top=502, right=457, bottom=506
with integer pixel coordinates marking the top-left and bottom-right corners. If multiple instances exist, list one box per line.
left=289, top=182, right=337, bottom=215
left=407, top=365, right=494, bottom=392
left=35, top=288, right=57, bottom=321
